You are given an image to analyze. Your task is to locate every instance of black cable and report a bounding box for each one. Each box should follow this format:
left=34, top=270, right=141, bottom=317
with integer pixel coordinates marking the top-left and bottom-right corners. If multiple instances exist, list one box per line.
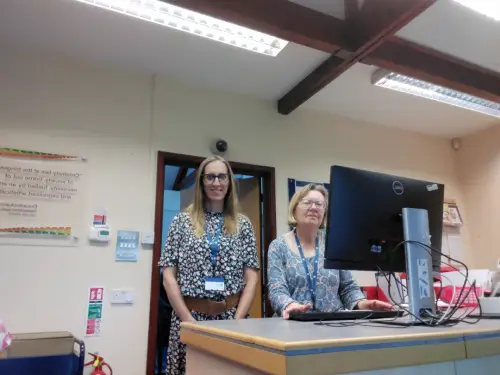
left=393, top=241, right=463, bottom=325
left=383, top=270, right=458, bottom=327
left=371, top=244, right=462, bottom=327
left=315, top=239, right=482, bottom=329
left=386, top=240, right=482, bottom=326
left=379, top=270, right=431, bottom=326
left=413, top=241, right=481, bottom=325
left=435, top=276, right=443, bottom=312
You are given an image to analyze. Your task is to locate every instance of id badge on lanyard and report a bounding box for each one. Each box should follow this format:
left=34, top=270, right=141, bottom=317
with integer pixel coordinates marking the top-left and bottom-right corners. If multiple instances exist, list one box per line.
left=294, top=230, right=319, bottom=310
left=204, top=218, right=225, bottom=292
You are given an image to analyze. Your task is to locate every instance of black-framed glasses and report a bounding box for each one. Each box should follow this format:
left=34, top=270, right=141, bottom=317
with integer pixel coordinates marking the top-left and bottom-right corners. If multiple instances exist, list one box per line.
left=203, top=173, right=229, bottom=184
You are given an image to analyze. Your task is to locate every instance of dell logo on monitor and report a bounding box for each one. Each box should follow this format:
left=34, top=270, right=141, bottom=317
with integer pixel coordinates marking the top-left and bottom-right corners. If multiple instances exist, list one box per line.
left=392, top=181, right=404, bottom=195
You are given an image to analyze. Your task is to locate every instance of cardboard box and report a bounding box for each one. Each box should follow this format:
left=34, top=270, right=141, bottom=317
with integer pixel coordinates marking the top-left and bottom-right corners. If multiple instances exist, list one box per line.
left=2, top=331, right=76, bottom=360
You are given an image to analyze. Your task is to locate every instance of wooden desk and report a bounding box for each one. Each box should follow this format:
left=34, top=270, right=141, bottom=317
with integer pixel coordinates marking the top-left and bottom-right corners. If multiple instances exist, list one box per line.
left=181, top=318, right=500, bottom=375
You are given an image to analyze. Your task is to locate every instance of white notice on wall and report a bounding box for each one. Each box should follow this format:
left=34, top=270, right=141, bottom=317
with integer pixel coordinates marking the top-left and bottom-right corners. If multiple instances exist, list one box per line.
left=0, top=151, right=86, bottom=246
left=85, top=287, right=104, bottom=337
left=417, top=258, right=431, bottom=299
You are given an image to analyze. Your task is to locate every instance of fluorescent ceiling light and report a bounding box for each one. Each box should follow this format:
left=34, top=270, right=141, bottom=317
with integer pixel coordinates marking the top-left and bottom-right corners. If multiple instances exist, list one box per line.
left=452, top=0, right=500, bottom=21
left=74, top=0, right=288, bottom=56
left=372, top=69, right=500, bottom=118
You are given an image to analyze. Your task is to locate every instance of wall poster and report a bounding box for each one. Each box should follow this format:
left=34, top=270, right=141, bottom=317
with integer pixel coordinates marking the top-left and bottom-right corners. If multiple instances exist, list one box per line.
left=0, top=147, right=87, bottom=246
left=85, top=286, right=104, bottom=337
left=115, top=230, right=140, bottom=262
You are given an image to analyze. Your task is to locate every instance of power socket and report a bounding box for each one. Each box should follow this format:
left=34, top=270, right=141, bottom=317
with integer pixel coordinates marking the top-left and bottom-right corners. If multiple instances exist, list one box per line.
left=110, top=289, right=134, bottom=304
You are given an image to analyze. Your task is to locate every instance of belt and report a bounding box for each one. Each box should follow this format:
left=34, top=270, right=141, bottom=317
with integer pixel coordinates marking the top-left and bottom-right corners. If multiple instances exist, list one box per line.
left=184, top=293, right=240, bottom=316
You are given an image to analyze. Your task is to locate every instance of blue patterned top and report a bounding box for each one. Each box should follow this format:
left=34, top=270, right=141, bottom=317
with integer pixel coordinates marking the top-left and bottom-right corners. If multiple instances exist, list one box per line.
left=267, top=234, right=366, bottom=316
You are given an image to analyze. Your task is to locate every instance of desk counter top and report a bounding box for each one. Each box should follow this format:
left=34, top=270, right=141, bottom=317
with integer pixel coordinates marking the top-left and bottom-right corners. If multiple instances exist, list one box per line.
left=181, top=318, right=500, bottom=375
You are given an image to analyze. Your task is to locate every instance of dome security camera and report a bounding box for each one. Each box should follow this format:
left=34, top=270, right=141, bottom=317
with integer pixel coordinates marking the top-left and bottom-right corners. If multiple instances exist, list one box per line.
left=211, top=139, right=228, bottom=154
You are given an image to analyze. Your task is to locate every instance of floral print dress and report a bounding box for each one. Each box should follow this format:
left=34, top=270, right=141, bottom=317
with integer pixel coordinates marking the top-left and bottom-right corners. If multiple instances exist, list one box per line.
left=158, top=211, right=259, bottom=375
left=267, top=234, right=366, bottom=316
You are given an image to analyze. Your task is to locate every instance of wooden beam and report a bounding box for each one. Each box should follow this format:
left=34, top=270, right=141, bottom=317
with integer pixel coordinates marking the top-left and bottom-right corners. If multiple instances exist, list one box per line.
left=349, top=0, right=436, bottom=49
left=278, top=0, right=436, bottom=114
left=164, top=0, right=346, bottom=54
left=344, top=0, right=360, bottom=20
left=165, top=0, right=500, bottom=111
left=172, top=167, right=188, bottom=191
left=365, top=37, right=500, bottom=102
left=180, top=169, right=197, bottom=190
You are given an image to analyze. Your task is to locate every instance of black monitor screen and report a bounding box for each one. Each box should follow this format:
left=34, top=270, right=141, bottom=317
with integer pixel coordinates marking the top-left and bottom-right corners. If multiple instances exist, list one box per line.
left=324, top=166, right=444, bottom=273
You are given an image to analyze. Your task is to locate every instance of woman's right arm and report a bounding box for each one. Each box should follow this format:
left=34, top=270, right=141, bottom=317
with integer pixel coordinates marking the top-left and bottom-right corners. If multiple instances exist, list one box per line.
left=162, top=267, right=195, bottom=323
left=267, top=240, right=296, bottom=315
left=158, top=215, right=195, bottom=323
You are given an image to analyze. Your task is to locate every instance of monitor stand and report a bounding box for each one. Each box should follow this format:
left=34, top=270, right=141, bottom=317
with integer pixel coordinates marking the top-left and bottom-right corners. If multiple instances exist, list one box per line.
left=377, top=208, right=438, bottom=326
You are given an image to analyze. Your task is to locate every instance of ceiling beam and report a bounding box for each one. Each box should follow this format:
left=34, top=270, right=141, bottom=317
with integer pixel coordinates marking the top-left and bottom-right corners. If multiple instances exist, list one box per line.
left=180, top=169, right=197, bottom=190
left=164, top=0, right=346, bottom=54
left=344, top=0, right=360, bottom=21
left=166, top=0, right=500, bottom=113
left=364, top=37, right=500, bottom=102
left=277, top=0, right=436, bottom=115
left=172, top=167, right=188, bottom=191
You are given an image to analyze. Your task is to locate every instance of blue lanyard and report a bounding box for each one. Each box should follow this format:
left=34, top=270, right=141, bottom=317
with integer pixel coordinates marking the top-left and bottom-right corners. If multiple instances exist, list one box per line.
left=206, top=218, right=223, bottom=271
left=294, top=230, right=319, bottom=309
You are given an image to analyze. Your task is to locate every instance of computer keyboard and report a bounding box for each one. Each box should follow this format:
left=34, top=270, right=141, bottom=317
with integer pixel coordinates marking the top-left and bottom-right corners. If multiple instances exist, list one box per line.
left=288, top=309, right=404, bottom=322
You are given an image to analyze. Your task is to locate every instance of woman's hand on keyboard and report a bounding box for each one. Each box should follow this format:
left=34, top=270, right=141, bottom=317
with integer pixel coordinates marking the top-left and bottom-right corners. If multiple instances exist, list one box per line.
left=283, top=302, right=313, bottom=320
left=356, top=299, right=393, bottom=311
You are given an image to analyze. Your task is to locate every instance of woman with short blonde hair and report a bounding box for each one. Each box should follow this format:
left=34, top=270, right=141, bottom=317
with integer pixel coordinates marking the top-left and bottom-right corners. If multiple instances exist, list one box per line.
left=268, top=183, right=392, bottom=319
left=287, top=184, right=328, bottom=229
left=159, top=155, right=260, bottom=374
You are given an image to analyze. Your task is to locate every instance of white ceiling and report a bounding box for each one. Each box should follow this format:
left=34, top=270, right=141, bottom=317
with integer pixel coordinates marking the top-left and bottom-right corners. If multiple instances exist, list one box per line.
left=1, top=0, right=499, bottom=138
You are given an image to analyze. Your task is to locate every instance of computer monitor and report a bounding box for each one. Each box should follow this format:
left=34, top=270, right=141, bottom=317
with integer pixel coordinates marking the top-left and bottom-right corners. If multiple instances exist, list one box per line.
left=324, top=166, right=444, bottom=273
left=324, top=166, right=445, bottom=322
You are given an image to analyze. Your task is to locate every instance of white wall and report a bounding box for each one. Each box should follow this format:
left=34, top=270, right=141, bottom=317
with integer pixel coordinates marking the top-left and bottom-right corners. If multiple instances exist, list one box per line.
left=455, top=125, right=500, bottom=269
left=0, top=45, right=465, bottom=375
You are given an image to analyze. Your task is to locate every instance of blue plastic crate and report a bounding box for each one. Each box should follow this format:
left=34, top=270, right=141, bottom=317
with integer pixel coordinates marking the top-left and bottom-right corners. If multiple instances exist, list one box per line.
left=0, top=336, right=85, bottom=375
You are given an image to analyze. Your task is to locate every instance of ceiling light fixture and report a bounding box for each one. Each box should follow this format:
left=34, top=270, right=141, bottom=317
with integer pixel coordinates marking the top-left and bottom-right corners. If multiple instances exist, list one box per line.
left=452, top=0, right=500, bottom=22
left=74, top=0, right=288, bottom=56
left=372, top=69, right=500, bottom=118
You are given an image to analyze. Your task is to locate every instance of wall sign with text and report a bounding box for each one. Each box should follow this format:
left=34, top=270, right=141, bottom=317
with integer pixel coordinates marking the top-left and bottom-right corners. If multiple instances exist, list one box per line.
left=0, top=147, right=87, bottom=246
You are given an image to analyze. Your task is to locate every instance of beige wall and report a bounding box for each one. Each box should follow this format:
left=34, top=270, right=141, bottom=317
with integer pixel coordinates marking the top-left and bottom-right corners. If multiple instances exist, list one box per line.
left=0, top=45, right=465, bottom=375
left=456, top=125, right=500, bottom=269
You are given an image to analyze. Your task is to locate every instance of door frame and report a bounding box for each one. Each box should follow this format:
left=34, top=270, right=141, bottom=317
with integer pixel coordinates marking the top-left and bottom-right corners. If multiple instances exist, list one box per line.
left=146, top=151, right=276, bottom=375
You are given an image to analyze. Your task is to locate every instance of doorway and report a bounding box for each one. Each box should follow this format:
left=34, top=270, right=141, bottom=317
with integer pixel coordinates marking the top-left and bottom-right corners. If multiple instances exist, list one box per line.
left=146, top=151, right=276, bottom=375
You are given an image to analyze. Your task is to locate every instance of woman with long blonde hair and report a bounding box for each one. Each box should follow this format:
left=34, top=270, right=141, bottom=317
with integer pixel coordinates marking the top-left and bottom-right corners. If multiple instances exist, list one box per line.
left=159, top=155, right=259, bottom=375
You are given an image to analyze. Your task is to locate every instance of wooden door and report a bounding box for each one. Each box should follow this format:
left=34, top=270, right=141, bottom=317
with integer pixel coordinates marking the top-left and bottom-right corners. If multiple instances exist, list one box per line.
left=237, top=177, right=263, bottom=318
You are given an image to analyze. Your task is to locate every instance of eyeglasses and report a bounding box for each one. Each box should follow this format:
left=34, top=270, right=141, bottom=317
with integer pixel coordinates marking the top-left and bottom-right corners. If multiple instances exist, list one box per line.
left=298, top=199, right=326, bottom=210
left=203, top=173, right=229, bottom=184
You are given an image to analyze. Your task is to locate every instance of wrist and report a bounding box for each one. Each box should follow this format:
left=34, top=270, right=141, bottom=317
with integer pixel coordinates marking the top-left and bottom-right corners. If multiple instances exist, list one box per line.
left=282, top=301, right=295, bottom=314
left=234, top=307, right=248, bottom=319
left=180, top=312, right=195, bottom=322
left=354, top=299, right=367, bottom=310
